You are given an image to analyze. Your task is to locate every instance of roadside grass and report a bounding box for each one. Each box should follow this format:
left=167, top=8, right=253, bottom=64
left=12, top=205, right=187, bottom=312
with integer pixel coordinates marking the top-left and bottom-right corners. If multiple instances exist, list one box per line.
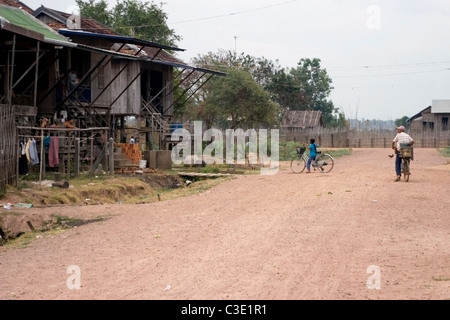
left=3, top=214, right=109, bottom=249
left=279, top=141, right=353, bottom=161
left=438, top=146, right=450, bottom=158
left=432, top=276, right=450, bottom=282
left=3, top=175, right=157, bottom=206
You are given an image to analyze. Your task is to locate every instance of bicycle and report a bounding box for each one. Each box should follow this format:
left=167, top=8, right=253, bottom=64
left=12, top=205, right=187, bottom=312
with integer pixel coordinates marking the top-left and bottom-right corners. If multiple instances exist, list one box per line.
left=290, top=146, right=334, bottom=173
left=399, top=144, right=413, bottom=182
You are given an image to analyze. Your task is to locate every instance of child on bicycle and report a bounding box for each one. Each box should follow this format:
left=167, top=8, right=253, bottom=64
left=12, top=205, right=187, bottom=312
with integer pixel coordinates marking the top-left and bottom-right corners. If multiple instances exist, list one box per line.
left=306, top=138, right=319, bottom=173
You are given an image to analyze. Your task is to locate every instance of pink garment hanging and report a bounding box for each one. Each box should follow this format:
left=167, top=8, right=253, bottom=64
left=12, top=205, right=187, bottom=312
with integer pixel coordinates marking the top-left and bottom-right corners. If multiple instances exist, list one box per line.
left=48, top=136, right=59, bottom=167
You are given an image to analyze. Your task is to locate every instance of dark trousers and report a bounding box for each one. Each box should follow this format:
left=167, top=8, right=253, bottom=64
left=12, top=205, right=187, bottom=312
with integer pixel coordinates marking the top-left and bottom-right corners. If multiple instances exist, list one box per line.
left=395, top=150, right=402, bottom=176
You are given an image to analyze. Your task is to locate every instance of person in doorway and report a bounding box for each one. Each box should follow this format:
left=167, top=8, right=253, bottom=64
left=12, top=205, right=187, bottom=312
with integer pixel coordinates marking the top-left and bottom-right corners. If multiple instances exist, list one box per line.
left=64, top=117, right=76, bottom=129
left=129, top=136, right=135, bottom=144
left=392, top=126, right=414, bottom=182
left=305, top=138, right=319, bottom=173
left=40, top=117, right=50, bottom=128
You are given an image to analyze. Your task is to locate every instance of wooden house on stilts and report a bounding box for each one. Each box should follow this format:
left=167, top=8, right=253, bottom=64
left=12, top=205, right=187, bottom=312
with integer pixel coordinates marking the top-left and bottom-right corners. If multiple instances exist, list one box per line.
left=0, top=1, right=225, bottom=188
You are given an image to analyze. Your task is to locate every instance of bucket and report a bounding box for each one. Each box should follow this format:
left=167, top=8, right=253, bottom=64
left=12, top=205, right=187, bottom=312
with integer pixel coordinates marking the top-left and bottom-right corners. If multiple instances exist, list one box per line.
left=139, top=160, right=147, bottom=169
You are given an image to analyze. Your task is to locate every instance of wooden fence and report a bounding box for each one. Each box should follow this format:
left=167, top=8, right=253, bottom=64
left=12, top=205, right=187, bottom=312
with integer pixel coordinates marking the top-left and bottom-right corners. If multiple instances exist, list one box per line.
left=282, top=128, right=450, bottom=148
left=0, top=104, right=16, bottom=189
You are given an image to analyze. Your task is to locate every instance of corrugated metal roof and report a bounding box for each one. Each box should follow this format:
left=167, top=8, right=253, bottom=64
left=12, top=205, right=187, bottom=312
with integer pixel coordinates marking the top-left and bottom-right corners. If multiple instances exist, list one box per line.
left=139, top=57, right=226, bottom=76
left=0, top=5, right=67, bottom=41
left=281, top=110, right=324, bottom=127
left=58, top=29, right=184, bottom=52
left=27, top=4, right=225, bottom=76
left=432, top=100, right=450, bottom=113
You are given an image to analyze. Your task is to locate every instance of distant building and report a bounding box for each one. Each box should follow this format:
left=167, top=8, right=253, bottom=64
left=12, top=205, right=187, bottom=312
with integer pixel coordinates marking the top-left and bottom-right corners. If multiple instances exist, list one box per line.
left=409, top=100, right=450, bottom=133
left=280, top=110, right=324, bottom=134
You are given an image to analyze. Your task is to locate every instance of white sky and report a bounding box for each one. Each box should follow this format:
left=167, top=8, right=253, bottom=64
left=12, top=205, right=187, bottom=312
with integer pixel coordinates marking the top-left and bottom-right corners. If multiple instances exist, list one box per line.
left=20, top=0, right=450, bottom=120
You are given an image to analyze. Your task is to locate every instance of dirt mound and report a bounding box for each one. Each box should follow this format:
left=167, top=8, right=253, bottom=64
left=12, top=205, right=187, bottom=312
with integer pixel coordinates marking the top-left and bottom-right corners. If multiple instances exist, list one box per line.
left=0, top=173, right=183, bottom=245
left=139, top=174, right=183, bottom=189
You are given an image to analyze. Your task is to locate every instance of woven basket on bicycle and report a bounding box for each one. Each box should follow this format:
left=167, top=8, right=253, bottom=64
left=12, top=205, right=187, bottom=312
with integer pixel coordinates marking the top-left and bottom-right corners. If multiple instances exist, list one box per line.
left=399, top=143, right=413, bottom=159
left=296, top=147, right=306, bottom=155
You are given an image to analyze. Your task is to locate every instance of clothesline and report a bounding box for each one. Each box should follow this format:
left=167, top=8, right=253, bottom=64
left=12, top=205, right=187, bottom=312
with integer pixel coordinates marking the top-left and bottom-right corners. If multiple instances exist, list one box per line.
left=17, top=126, right=110, bottom=131
left=18, top=134, right=97, bottom=141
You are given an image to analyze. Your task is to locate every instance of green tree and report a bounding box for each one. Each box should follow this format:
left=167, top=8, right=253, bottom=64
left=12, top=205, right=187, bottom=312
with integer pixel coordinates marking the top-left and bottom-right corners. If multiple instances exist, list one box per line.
left=76, top=0, right=181, bottom=47
left=286, top=59, right=333, bottom=110
left=207, top=68, right=281, bottom=129
left=395, top=116, right=410, bottom=129
left=184, top=51, right=345, bottom=129
left=185, top=52, right=280, bottom=129
left=76, top=0, right=112, bottom=26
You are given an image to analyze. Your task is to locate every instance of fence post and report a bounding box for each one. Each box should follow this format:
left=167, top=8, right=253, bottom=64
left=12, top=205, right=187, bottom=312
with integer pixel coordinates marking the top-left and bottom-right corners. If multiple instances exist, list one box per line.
left=109, top=137, right=114, bottom=175
left=74, top=138, right=80, bottom=177
left=331, top=134, right=334, bottom=148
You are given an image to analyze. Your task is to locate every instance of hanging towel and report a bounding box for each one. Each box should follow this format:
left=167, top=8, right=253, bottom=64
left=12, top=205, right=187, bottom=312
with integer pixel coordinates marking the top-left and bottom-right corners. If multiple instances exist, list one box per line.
left=25, top=139, right=31, bottom=163
left=29, top=139, right=39, bottom=165
left=44, top=136, right=51, bottom=150
left=49, top=136, right=59, bottom=167
left=19, top=142, right=28, bottom=175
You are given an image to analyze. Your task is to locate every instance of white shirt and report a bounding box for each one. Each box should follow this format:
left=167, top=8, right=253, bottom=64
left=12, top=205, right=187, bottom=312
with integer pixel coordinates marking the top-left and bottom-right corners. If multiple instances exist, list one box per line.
left=393, top=132, right=413, bottom=150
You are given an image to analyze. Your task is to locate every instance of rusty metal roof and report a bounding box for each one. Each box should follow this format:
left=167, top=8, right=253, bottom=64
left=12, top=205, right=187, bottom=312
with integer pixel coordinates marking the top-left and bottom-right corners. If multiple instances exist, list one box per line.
left=0, top=0, right=32, bottom=13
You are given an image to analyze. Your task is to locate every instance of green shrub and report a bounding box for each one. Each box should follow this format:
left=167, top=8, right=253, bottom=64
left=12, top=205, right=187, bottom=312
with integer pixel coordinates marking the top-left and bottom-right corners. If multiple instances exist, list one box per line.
left=439, top=147, right=450, bottom=157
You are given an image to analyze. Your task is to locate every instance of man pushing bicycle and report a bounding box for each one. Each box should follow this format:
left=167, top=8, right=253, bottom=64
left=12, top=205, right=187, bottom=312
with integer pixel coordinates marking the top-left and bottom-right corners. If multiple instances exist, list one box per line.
left=391, top=126, right=414, bottom=182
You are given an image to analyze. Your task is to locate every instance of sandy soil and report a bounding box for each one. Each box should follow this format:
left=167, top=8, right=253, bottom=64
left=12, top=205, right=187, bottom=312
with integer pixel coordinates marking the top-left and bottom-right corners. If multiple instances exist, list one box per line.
left=0, top=148, right=449, bottom=300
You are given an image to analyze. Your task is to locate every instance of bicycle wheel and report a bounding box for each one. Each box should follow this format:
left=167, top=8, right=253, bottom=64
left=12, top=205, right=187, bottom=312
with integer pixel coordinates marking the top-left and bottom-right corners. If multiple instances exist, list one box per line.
left=403, top=159, right=410, bottom=182
left=290, top=156, right=306, bottom=173
left=315, top=153, right=334, bottom=173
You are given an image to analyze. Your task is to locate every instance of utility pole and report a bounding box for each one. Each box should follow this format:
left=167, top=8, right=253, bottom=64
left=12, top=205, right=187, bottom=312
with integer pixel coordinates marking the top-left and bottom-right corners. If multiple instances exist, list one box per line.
left=234, top=36, right=238, bottom=53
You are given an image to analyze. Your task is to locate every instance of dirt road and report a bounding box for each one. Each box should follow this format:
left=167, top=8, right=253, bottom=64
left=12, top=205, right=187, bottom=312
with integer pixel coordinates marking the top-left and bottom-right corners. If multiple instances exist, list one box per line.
left=0, top=148, right=449, bottom=300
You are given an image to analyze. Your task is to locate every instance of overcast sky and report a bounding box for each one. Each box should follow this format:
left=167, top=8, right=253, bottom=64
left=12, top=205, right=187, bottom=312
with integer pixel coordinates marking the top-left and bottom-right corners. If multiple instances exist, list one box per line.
left=19, top=0, right=450, bottom=120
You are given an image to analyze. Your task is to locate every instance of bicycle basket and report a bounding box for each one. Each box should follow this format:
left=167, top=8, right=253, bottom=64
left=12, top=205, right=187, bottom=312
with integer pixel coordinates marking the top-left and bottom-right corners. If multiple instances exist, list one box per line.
left=400, top=147, right=413, bottom=159
left=400, top=143, right=411, bottom=148
left=297, top=147, right=306, bottom=155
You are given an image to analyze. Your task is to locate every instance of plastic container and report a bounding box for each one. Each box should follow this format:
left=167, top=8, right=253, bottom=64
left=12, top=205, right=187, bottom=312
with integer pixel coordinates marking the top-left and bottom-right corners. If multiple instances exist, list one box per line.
left=170, top=123, right=183, bottom=132
left=139, top=160, right=147, bottom=169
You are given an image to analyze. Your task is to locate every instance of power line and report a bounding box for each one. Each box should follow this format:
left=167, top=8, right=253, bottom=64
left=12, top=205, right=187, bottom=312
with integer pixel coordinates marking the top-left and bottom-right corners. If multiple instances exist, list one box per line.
left=332, top=67, right=450, bottom=79
left=169, top=0, right=298, bottom=25
left=118, top=0, right=298, bottom=30
left=328, top=60, right=450, bottom=70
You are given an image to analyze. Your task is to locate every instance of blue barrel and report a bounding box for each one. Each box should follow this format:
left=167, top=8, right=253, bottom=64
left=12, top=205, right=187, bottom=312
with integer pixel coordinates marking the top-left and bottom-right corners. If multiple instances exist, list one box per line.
left=170, top=123, right=183, bottom=132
